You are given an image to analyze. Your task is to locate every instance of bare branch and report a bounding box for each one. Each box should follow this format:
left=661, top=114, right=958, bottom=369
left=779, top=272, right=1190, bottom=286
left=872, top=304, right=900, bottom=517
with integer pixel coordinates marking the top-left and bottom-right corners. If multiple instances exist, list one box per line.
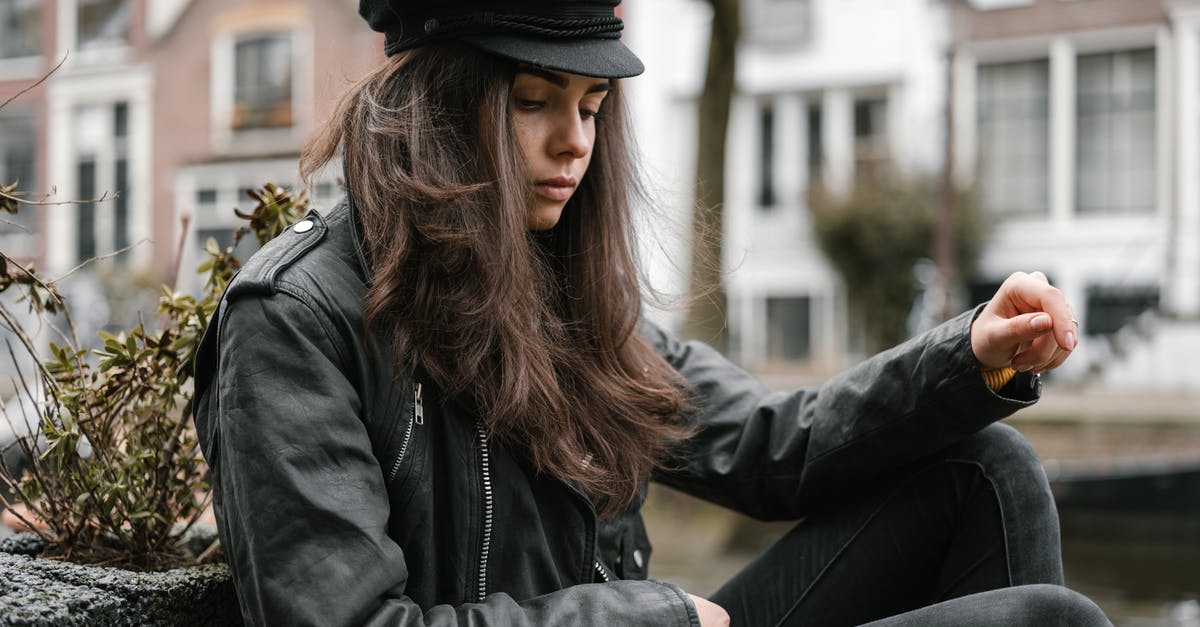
left=0, top=187, right=118, bottom=208
left=0, top=215, right=32, bottom=234
left=0, top=52, right=67, bottom=111
left=49, top=238, right=150, bottom=284
left=0, top=251, right=68, bottom=309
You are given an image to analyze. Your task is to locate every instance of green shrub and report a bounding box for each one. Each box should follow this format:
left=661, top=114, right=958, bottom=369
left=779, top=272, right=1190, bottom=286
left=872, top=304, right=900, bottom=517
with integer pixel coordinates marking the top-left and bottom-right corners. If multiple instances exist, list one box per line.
left=0, top=182, right=309, bottom=570
left=808, top=172, right=987, bottom=353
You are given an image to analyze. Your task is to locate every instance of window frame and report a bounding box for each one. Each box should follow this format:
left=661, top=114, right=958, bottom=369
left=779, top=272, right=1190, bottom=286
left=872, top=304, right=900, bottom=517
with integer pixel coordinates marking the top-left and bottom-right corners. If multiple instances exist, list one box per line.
left=210, top=18, right=312, bottom=155
left=56, top=0, right=132, bottom=67
left=0, top=0, right=44, bottom=79
left=975, top=57, right=1052, bottom=216
left=1074, top=47, right=1157, bottom=215
left=174, top=159, right=341, bottom=294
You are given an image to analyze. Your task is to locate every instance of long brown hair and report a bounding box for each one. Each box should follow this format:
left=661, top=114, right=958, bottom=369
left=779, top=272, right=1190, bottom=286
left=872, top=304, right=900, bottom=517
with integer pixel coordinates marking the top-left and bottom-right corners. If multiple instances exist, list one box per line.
left=302, top=45, right=690, bottom=517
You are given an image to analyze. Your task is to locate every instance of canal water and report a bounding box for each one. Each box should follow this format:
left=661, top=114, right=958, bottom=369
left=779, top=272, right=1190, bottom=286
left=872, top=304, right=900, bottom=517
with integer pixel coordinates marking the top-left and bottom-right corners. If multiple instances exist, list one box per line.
left=1019, top=420, right=1200, bottom=626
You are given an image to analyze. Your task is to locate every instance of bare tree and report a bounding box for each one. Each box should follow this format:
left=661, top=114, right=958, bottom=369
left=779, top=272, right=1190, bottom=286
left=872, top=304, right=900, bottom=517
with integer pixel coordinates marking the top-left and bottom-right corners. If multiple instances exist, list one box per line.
left=682, top=0, right=740, bottom=354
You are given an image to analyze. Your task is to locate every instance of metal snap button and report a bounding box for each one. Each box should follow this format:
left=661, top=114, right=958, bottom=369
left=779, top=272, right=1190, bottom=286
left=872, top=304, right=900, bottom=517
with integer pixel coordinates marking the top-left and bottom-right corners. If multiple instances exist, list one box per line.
left=632, top=549, right=644, bottom=569
left=294, top=219, right=314, bottom=233
left=424, top=18, right=439, bottom=33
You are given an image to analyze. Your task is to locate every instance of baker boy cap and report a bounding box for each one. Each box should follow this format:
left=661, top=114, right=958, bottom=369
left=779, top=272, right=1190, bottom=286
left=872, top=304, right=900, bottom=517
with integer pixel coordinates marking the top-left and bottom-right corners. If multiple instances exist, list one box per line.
left=358, top=0, right=644, bottom=78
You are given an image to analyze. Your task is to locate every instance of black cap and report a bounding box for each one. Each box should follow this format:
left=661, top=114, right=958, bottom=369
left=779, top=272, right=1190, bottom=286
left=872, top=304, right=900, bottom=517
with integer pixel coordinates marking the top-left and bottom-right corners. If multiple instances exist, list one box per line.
left=358, top=1, right=644, bottom=78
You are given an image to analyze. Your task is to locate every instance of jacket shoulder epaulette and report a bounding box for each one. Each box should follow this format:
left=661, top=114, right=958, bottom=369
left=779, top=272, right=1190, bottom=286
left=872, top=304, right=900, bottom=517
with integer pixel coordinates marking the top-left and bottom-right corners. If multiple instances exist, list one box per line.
left=223, top=208, right=329, bottom=300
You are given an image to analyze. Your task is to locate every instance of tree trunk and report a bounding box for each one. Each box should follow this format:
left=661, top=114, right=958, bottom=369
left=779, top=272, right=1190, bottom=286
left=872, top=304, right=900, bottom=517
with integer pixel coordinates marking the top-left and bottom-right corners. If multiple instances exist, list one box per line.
left=682, top=0, right=740, bottom=354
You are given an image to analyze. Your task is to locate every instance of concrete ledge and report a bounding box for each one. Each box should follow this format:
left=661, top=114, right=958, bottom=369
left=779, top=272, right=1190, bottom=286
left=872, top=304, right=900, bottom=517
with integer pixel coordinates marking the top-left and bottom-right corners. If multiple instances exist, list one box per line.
left=0, top=533, right=240, bottom=626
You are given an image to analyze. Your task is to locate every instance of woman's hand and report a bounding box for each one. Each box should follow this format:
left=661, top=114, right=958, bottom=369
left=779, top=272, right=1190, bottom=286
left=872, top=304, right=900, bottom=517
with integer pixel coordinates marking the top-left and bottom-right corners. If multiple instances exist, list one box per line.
left=971, top=271, right=1078, bottom=374
left=688, top=594, right=731, bottom=627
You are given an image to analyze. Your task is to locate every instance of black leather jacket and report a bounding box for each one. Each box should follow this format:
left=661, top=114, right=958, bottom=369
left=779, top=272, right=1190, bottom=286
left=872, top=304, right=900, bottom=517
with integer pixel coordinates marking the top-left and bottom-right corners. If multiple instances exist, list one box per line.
left=192, top=199, right=1039, bottom=627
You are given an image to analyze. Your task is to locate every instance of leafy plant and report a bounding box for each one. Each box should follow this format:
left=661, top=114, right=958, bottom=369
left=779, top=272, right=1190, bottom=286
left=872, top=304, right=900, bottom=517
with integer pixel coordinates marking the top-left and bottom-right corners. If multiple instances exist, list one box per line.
left=0, top=182, right=309, bottom=570
left=808, top=171, right=987, bottom=353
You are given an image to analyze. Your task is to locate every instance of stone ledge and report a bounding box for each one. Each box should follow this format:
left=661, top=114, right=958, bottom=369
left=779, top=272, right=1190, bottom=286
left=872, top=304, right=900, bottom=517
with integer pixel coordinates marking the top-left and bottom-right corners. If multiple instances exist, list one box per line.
left=0, top=533, right=240, bottom=626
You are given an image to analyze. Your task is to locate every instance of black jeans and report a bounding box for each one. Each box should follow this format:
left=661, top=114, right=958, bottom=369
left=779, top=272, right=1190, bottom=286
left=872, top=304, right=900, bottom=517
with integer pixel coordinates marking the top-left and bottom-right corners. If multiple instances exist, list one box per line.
left=709, top=424, right=1111, bottom=626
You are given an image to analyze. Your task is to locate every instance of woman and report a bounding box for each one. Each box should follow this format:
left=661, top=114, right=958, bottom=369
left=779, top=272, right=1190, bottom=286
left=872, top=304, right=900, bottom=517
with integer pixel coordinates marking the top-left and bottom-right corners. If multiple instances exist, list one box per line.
left=192, top=1, right=1110, bottom=625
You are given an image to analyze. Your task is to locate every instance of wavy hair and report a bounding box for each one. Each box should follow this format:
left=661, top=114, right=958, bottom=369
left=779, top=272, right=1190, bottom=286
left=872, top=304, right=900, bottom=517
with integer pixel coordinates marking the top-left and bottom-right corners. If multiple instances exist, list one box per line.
left=302, top=45, right=690, bottom=517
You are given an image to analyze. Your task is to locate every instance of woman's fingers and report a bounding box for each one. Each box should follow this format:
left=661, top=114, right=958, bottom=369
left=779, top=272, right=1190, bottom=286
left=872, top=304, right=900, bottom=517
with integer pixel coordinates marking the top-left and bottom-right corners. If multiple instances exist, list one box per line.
left=1012, top=333, right=1062, bottom=372
left=972, top=270, right=1079, bottom=370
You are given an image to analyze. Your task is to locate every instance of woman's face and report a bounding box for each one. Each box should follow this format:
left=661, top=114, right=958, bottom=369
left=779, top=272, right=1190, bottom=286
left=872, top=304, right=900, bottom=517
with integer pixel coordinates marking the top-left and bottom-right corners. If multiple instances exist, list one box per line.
left=510, top=66, right=611, bottom=231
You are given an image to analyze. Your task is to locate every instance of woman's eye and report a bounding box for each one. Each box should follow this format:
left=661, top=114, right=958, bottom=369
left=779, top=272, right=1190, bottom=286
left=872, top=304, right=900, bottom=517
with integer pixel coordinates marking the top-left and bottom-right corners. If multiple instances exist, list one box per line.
left=516, top=98, right=545, bottom=110
left=580, top=108, right=599, bottom=120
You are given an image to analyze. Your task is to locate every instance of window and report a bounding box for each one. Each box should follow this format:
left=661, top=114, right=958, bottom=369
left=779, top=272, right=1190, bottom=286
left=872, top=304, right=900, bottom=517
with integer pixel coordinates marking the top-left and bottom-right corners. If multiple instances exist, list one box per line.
left=766, top=296, right=812, bottom=362
left=72, top=102, right=130, bottom=264
left=853, top=97, right=888, bottom=178
left=0, top=0, right=40, bottom=59
left=77, top=0, right=130, bottom=49
left=757, top=101, right=777, bottom=208
left=1084, top=285, right=1158, bottom=335
left=806, top=101, right=823, bottom=182
left=0, top=110, right=37, bottom=255
left=233, top=34, right=294, bottom=130
left=193, top=188, right=258, bottom=267
left=746, top=0, right=812, bottom=49
left=1076, top=48, right=1156, bottom=214
left=77, top=159, right=97, bottom=261
left=196, top=189, right=218, bottom=205
left=113, top=102, right=128, bottom=251
left=976, top=59, right=1050, bottom=215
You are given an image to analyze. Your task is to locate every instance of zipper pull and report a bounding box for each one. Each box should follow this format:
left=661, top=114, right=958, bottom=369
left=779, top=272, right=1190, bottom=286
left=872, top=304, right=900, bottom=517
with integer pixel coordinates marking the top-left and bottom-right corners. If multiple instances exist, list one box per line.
left=414, top=382, right=424, bottom=425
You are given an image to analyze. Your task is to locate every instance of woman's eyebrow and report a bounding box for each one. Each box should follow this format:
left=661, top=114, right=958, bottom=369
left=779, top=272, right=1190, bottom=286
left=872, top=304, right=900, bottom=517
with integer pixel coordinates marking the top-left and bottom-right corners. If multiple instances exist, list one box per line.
left=516, top=66, right=611, bottom=94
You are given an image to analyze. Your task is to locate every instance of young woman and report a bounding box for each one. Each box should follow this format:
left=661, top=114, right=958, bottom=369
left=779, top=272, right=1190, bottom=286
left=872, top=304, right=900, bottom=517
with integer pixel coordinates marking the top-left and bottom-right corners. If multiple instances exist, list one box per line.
left=193, top=1, right=1111, bottom=625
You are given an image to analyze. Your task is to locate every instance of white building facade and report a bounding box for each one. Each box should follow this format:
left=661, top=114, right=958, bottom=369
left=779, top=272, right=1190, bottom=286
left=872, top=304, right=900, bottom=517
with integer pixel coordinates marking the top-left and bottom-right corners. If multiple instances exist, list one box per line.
left=626, top=0, right=953, bottom=377
left=953, top=0, right=1200, bottom=389
left=628, top=0, right=1200, bottom=390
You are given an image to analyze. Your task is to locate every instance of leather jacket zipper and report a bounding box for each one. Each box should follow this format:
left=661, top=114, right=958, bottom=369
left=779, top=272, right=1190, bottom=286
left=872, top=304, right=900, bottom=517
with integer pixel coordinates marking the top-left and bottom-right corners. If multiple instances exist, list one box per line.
left=594, top=559, right=612, bottom=583
left=387, top=382, right=423, bottom=484
left=475, top=418, right=494, bottom=602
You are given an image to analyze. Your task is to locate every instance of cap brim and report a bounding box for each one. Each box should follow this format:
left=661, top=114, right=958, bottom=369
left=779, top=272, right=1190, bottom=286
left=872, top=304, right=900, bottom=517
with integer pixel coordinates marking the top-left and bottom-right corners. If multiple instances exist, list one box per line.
left=461, top=34, right=644, bottom=79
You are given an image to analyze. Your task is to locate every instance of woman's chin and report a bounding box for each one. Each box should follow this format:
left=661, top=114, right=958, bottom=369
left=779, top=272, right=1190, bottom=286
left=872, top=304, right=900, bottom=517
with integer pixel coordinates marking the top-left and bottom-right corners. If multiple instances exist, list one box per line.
left=527, top=203, right=566, bottom=231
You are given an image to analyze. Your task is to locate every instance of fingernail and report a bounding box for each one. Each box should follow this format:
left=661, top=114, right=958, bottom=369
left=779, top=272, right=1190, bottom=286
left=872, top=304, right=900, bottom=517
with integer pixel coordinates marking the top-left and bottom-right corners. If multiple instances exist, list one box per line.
left=1016, top=363, right=1033, bottom=373
left=1065, top=331, right=1077, bottom=351
left=1030, top=314, right=1052, bottom=332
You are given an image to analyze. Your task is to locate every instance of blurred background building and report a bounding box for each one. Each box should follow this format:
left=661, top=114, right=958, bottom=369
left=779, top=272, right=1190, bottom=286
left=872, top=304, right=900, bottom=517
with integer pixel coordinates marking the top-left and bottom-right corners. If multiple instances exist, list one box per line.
left=0, top=0, right=376, bottom=302
left=7, top=0, right=1199, bottom=391
left=628, top=0, right=1200, bottom=392
left=629, top=0, right=950, bottom=377
left=954, top=0, right=1200, bottom=392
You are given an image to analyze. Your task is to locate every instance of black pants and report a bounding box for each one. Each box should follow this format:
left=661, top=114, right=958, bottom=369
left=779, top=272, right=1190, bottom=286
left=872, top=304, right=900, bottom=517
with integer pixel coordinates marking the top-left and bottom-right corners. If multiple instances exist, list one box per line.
left=710, top=424, right=1111, bottom=626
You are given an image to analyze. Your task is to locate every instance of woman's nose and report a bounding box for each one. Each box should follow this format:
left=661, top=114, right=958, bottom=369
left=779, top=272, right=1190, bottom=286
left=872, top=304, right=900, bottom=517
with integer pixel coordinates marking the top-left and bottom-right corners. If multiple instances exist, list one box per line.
left=551, top=115, right=590, bottom=159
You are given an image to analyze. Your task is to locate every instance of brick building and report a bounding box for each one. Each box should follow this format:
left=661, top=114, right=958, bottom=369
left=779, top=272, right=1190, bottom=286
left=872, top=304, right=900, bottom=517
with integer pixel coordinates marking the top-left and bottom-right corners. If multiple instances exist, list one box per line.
left=0, top=0, right=379, bottom=292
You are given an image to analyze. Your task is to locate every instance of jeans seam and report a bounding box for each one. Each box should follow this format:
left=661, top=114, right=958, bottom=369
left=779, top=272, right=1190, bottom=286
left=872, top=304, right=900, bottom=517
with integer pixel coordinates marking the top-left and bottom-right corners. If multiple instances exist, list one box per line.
left=772, top=500, right=890, bottom=627
left=773, top=461, right=997, bottom=627
left=942, top=458, right=1014, bottom=588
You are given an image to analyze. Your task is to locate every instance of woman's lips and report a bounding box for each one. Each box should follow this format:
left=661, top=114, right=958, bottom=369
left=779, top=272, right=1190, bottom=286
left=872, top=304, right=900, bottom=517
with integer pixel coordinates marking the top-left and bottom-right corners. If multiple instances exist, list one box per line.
left=535, top=177, right=577, bottom=202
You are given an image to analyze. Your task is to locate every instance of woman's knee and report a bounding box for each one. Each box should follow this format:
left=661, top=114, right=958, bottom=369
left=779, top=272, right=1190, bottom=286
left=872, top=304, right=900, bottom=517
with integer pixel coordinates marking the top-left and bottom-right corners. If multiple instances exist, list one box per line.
left=1013, top=584, right=1112, bottom=626
left=940, top=423, right=1064, bottom=586
left=951, top=423, right=1041, bottom=470
left=943, top=423, right=1052, bottom=505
